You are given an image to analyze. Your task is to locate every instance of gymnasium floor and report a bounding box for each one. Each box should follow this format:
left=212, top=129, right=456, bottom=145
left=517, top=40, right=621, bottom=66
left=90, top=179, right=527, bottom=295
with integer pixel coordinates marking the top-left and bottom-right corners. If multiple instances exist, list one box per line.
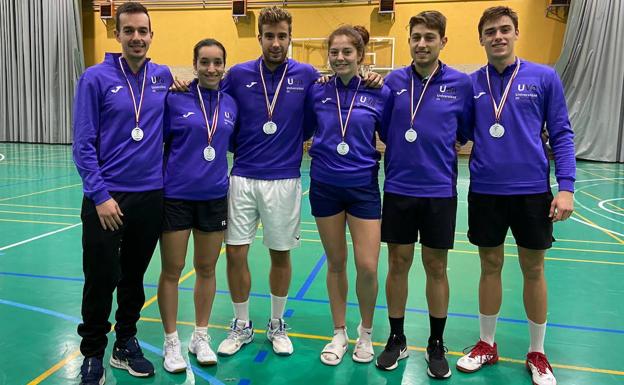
left=0, top=143, right=623, bottom=385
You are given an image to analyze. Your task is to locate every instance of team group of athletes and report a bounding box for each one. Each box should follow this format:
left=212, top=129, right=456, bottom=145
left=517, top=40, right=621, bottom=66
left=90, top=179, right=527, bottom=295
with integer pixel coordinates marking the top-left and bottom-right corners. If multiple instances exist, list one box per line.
left=72, top=2, right=576, bottom=385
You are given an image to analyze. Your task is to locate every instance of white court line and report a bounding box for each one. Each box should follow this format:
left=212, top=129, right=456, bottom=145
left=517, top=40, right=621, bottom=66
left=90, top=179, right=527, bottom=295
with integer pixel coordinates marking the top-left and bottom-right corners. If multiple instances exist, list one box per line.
left=552, top=178, right=624, bottom=237
left=574, top=183, right=624, bottom=226
left=0, top=223, right=81, bottom=251
left=598, top=198, right=624, bottom=217
left=0, top=153, right=5, bottom=162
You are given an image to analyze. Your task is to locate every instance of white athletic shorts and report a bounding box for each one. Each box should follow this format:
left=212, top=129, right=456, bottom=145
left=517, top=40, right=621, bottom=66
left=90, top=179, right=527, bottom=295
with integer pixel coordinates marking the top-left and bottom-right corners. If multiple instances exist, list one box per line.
left=225, top=175, right=302, bottom=251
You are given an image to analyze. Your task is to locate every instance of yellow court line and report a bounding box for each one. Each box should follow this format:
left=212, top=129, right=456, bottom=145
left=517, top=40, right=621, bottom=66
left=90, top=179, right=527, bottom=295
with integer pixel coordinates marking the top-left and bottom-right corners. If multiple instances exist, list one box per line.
left=573, top=211, right=624, bottom=245
left=453, top=239, right=624, bottom=256
left=0, top=218, right=75, bottom=226
left=28, top=247, right=225, bottom=384
left=302, top=189, right=310, bottom=196
left=138, top=317, right=624, bottom=377
left=0, top=183, right=82, bottom=202
left=26, top=350, right=82, bottom=385
left=0, top=177, right=37, bottom=181
left=0, top=210, right=80, bottom=218
left=264, top=235, right=624, bottom=266
left=579, top=190, right=624, bottom=213
left=300, top=228, right=624, bottom=256
left=0, top=203, right=81, bottom=211
left=578, top=168, right=624, bottom=185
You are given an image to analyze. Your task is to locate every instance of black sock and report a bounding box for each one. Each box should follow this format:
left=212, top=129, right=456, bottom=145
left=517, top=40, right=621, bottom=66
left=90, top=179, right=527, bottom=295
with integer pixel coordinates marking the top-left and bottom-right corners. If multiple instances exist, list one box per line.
left=389, top=316, right=404, bottom=336
left=428, top=315, right=447, bottom=345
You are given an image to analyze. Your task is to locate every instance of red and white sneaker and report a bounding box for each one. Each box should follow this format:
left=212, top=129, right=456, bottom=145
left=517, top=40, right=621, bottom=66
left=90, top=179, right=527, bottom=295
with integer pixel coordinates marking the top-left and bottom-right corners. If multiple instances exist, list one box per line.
left=526, top=352, right=557, bottom=385
left=456, top=340, right=499, bottom=373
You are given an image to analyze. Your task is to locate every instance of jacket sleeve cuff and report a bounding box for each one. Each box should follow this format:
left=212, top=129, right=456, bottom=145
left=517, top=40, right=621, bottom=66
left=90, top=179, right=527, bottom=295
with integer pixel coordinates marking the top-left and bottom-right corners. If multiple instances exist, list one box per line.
left=91, top=189, right=112, bottom=206
left=557, top=178, right=575, bottom=193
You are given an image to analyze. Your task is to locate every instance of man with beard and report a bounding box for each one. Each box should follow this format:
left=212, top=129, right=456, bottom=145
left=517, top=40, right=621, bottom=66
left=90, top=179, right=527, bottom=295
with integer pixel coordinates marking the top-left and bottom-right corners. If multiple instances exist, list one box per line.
left=72, top=2, right=172, bottom=383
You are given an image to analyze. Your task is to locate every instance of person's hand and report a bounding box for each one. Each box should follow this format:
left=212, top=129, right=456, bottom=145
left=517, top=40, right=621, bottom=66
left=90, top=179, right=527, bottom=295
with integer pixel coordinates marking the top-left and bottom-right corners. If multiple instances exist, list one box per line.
left=169, top=76, right=191, bottom=92
left=454, top=141, right=462, bottom=154
left=316, top=75, right=331, bottom=84
left=363, top=71, right=384, bottom=88
left=549, top=191, right=574, bottom=222
left=96, top=198, right=124, bottom=230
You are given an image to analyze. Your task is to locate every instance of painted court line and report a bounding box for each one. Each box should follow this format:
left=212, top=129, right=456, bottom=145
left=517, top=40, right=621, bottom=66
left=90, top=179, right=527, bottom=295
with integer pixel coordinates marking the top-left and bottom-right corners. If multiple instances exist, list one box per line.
left=295, top=253, right=327, bottom=299
left=0, top=223, right=81, bottom=251
left=4, top=271, right=624, bottom=335
left=137, top=317, right=624, bottom=377
left=0, top=183, right=82, bottom=202
left=0, top=299, right=227, bottom=385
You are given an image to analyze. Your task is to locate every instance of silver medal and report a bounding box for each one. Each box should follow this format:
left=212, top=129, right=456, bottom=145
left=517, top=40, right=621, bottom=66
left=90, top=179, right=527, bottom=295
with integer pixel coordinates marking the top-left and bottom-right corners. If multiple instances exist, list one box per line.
left=405, top=128, right=418, bottom=143
left=131, top=127, right=144, bottom=142
left=336, top=141, right=350, bottom=155
left=203, top=145, right=216, bottom=161
left=489, top=123, right=505, bottom=138
left=263, top=121, right=277, bottom=135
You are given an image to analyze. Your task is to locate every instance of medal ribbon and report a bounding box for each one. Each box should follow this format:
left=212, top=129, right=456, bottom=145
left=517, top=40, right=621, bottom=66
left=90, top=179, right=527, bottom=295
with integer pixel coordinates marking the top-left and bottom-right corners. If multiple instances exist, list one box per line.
left=196, top=84, right=220, bottom=146
left=410, top=63, right=439, bottom=129
left=259, top=60, right=289, bottom=122
left=335, top=77, right=362, bottom=141
left=118, top=56, right=147, bottom=129
left=486, top=57, right=520, bottom=123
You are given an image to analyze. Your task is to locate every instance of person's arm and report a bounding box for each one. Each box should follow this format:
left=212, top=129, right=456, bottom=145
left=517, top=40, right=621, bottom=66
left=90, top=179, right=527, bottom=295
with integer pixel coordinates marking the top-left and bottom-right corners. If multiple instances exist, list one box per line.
left=303, top=86, right=318, bottom=141
left=378, top=89, right=394, bottom=144
left=72, top=73, right=123, bottom=230
left=456, top=77, right=476, bottom=152
left=544, top=70, right=576, bottom=222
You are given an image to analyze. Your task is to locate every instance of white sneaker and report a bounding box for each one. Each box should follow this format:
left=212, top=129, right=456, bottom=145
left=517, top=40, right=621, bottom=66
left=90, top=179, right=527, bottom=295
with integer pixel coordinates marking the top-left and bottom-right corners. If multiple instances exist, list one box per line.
left=267, top=318, right=293, bottom=356
left=217, top=319, right=254, bottom=356
left=526, top=352, right=557, bottom=385
left=189, top=331, right=217, bottom=365
left=163, top=336, right=187, bottom=373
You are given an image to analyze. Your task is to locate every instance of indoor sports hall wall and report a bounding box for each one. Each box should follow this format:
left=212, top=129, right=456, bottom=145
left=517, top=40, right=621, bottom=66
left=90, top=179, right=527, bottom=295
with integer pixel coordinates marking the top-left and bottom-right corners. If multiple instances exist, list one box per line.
left=81, top=0, right=567, bottom=75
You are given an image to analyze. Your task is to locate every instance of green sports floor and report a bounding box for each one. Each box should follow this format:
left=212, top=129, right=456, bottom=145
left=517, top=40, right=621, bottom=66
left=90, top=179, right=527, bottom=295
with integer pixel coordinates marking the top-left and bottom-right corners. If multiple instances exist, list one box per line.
left=1, top=143, right=623, bottom=385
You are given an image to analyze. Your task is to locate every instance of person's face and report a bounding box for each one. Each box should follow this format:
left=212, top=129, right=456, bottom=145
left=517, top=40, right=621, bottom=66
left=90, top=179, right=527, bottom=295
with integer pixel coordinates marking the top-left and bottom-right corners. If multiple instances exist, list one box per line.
left=480, top=15, right=518, bottom=62
left=258, top=21, right=291, bottom=66
left=409, top=24, right=447, bottom=68
left=328, top=35, right=362, bottom=79
left=194, top=46, right=225, bottom=89
left=115, top=12, right=152, bottom=61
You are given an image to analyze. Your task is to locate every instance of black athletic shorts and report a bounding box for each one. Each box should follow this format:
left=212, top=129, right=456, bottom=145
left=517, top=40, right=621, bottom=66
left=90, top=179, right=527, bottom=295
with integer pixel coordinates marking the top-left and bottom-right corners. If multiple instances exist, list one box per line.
left=381, top=192, right=457, bottom=249
left=163, top=197, right=227, bottom=233
left=467, top=191, right=554, bottom=250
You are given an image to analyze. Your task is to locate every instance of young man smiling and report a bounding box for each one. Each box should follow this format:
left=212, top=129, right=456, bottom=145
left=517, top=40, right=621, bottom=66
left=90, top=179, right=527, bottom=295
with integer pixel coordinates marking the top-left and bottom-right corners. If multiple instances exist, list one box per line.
left=72, top=2, right=172, bottom=384
left=456, top=7, right=575, bottom=385
left=375, top=11, right=473, bottom=378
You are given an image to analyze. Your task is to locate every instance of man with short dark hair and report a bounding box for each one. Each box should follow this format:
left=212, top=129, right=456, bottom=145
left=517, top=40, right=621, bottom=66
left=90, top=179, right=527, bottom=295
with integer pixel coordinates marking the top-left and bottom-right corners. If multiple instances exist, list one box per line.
left=456, top=7, right=575, bottom=385
left=72, top=2, right=172, bottom=383
left=375, top=10, right=473, bottom=378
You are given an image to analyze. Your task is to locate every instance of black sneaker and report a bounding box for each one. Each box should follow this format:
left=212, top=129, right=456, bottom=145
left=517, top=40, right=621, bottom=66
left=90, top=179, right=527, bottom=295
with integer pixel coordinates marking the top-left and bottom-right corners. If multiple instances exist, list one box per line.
left=375, top=334, right=409, bottom=371
left=425, top=339, right=451, bottom=379
left=110, top=337, right=155, bottom=377
left=80, top=357, right=105, bottom=385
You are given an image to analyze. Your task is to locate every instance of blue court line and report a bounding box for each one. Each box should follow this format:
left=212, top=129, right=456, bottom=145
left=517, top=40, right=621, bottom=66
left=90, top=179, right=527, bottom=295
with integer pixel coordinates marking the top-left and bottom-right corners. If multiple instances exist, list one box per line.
left=3, top=270, right=624, bottom=336
left=253, top=350, right=268, bottom=363
left=294, top=253, right=326, bottom=300
left=0, top=298, right=226, bottom=385
left=283, top=309, right=294, bottom=318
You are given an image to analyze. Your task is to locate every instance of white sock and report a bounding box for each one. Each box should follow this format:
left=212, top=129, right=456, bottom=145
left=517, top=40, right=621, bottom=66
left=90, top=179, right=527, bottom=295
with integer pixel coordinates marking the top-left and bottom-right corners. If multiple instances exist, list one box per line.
left=479, top=313, right=499, bottom=346
left=194, top=326, right=208, bottom=336
left=270, top=293, right=287, bottom=319
left=232, top=299, right=249, bottom=322
left=528, top=319, right=546, bottom=353
left=165, top=330, right=179, bottom=341
left=332, top=327, right=348, bottom=346
left=358, top=323, right=373, bottom=342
